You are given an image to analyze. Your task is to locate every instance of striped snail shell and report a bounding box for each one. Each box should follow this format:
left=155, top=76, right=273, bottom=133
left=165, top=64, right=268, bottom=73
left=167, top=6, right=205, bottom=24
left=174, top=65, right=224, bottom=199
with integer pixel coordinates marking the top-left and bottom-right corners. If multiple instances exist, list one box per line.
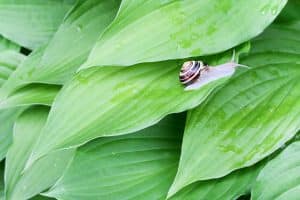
left=179, top=61, right=207, bottom=86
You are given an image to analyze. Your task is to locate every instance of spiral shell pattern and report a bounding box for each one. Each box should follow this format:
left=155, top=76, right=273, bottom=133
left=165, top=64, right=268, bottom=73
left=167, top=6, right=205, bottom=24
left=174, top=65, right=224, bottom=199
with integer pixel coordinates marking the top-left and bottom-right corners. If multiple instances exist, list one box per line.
left=179, top=61, right=204, bottom=86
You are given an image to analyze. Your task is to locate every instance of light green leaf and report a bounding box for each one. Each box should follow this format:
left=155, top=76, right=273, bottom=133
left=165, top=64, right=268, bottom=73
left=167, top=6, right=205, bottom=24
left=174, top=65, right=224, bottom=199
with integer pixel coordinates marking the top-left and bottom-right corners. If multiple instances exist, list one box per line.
left=26, top=49, right=242, bottom=167
left=0, top=84, right=60, bottom=109
left=168, top=22, right=300, bottom=196
left=252, top=142, right=300, bottom=200
left=170, top=162, right=264, bottom=200
left=36, top=0, right=122, bottom=84
left=0, top=0, right=121, bottom=100
left=81, top=0, right=286, bottom=69
left=0, top=36, right=19, bottom=52
left=5, top=107, right=75, bottom=200
left=0, top=51, right=25, bottom=86
left=44, top=114, right=184, bottom=200
left=0, top=47, right=25, bottom=161
left=0, top=46, right=47, bottom=99
left=0, top=0, right=75, bottom=49
left=0, top=108, right=23, bottom=161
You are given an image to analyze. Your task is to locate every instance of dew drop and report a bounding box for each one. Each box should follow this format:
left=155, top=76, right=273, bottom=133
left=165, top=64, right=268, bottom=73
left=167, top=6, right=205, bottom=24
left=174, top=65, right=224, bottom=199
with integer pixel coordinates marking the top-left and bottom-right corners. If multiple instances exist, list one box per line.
left=76, top=24, right=82, bottom=32
left=271, top=6, right=278, bottom=15
left=23, top=185, right=27, bottom=191
left=260, top=5, right=269, bottom=15
left=26, top=68, right=35, bottom=78
left=76, top=73, right=89, bottom=85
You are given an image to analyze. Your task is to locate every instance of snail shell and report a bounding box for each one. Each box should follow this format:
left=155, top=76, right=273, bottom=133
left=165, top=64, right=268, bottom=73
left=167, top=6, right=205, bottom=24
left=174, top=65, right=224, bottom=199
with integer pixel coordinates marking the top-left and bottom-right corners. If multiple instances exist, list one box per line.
left=179, top=61, right=207, bottom=86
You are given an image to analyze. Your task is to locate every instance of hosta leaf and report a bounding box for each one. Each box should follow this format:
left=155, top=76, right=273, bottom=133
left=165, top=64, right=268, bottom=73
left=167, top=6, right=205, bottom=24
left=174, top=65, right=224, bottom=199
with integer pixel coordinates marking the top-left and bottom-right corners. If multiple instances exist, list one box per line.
left=0, top=0, right=122, bottom=100
left=44, top=114, right=184, bottom=200
left=0, top=51, right=24, bottom=87
left=0, top=84, right=60, bottom=109
left=0, top=37, right=19, bottom=52
left=26, top=49, right=244, bottom=167
left=170, top=162, right=264, bottom=200
left=252, top=142, right=300, bottom=200
left=0, top=47, right=25, bottom=161
left=168, top=22, right=300, bottom=196
left=81, top=0, right=286, bottom=69
left=5, top=107, right=75, bottom=200
left=0, top=46, right=47, bottom=99
left=36, top=0, right=122, bottom=84
left=0, top=0, right=75, bottom=49
left=0, top=108, right=23, bottom=161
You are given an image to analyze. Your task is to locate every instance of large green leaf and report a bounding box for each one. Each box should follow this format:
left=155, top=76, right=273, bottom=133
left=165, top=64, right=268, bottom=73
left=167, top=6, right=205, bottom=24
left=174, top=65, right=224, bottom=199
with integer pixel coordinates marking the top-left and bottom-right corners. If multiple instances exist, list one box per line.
left=5, top=107, right=75, bottom=200
left=25, top=49, right=245, bottom=167
left=170, top=162, right=264, bottom=200
left=168, top=22, right=300, bottom=196
left=0, top=0, right=75, bottom=49
left=252, top=142, right=300, bottom=200
left=44, top=114, right=184, bottom=200
left=80, top=0, right=286, bottom=69
left=0, top=0, right=121, bottom=101
left=45, top=114, right=265, bottom=200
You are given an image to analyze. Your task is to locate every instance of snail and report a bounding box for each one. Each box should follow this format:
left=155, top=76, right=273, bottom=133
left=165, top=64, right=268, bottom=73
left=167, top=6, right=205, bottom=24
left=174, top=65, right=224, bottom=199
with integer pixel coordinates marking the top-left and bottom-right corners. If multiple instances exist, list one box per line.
left=179, top=61, right=208, bottom=86
left=179, top=50, right=249, bottom=90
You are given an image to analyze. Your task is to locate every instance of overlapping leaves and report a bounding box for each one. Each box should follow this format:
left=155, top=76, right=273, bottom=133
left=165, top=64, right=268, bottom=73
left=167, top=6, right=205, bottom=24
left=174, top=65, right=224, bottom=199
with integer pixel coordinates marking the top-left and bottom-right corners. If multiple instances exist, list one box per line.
left=43, top=114, right=265, bottom=200
left=0, top=0, right=121, bottom=102
left=0, top=39, right=24, bottom=161
left=169, top=21, right=300, bottom=196
left=45, top=114, right=183, bottom=200
left=251, top=141, right=300, bottom=200
left=26, top=57, right=230, bottom=166
left=5, top=107, right=74, bottom=200
left=0, top=0, right=298, bottom=200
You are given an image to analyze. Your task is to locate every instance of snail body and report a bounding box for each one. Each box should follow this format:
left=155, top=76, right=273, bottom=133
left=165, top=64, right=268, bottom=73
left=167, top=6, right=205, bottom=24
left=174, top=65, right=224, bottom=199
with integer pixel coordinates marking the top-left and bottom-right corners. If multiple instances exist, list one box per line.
left=179, top=50, right=249, bottom=90
left=179, top=61, right=208, bottom=86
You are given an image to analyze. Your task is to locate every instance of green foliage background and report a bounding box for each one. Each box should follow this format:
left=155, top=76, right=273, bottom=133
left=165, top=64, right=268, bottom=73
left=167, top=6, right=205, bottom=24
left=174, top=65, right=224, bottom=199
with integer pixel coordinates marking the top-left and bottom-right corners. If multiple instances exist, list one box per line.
left=0, top=0, right=299, bottom=200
